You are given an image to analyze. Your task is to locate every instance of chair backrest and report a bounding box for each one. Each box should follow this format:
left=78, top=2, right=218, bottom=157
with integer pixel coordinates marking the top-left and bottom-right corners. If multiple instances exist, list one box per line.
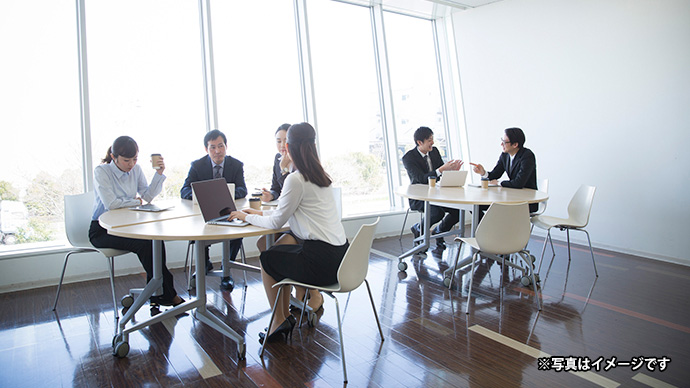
left=533, top=178, right=549, bottom=215
left=475, top=203, right=531, bottom=255
left=64, top=191, right=96, bottom=249
left=335, top=217, right=380, bottom=292
left=567, top=185, right=596, bottom=228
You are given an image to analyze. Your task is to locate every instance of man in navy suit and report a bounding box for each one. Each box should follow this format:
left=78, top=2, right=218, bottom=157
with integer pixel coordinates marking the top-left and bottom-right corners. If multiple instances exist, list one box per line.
left=471, top=127, right=538, bottom=214
left=181, top=129, right=247, bottom=291
left=402, top=127, right=463, bottom=251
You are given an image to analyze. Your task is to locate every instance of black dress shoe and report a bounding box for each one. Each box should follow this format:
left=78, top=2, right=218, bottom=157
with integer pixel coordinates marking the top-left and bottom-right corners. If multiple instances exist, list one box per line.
left=220, top=275, right=234, bottom=291
left=436, top=239, right=446, bottom=250
left=205, top=259, right=214, bottom=274
left=410, top=224, right=420, bottom=239
left=259, top=315, right=296, bottom=344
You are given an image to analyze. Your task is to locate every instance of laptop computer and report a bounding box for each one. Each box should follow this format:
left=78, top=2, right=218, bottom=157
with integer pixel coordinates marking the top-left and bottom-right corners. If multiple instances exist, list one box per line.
left=129, top=203, right=174, bottom=212
left=438, top=170, right=468, bottom=187
left=193, top=183, right=234, bottom=204
left=191, top=178, right=249, bottom=227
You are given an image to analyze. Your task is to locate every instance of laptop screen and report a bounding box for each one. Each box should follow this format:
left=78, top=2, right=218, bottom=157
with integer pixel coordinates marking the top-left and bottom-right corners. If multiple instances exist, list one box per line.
left=191, top=178, right=238, bottom=222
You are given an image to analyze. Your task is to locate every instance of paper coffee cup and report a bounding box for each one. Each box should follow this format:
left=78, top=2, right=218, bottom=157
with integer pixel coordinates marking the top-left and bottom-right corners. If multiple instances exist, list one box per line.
left=429, top=177, right=437, bottom=187
left=249, top=197, right=261, bottom=210
left=151, top=154, right=162, bottom=170
left=481, top=179, right=489, bottom=189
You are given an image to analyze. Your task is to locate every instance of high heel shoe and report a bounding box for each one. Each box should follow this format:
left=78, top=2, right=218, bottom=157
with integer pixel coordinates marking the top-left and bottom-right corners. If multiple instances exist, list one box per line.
left=259, top=315, right=296, bottom=344
left=307, top=292, right=324, bottom=313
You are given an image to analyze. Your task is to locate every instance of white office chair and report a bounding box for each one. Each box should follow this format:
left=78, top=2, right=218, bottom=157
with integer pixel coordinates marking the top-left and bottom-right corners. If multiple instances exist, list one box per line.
left=527, top=178, right=551, bottom=252
left=532, top=178, right=550, bottom=217
left=450, top=202, right=541, bottom=313
left=532, top=185, right=597, bottom=277
left=260, top=218, right=384, bottom=384
left=53, top=192, right=129, bottom=322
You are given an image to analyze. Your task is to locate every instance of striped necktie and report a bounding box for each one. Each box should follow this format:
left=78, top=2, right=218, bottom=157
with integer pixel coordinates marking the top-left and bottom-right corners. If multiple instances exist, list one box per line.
left=214, top=165, right=222, bottom=179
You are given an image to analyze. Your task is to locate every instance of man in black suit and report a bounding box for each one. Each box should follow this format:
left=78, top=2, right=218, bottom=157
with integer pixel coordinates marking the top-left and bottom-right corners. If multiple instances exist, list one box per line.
left=181, top=129, right=247, bottom=291
left=471, top=127, right=538, bottom=214
left=402, top=126, right=464, bottom=251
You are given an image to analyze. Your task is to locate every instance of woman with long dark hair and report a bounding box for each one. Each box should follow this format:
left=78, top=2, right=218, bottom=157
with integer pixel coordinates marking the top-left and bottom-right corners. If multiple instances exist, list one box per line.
left=230, top=123, right=348, bottom=343
left=89, top=136, right=183, bottom=315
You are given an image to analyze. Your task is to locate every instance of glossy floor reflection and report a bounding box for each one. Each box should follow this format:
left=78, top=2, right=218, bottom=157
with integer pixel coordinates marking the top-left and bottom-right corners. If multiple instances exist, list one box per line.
left=1, top=234, right=689, bottom=387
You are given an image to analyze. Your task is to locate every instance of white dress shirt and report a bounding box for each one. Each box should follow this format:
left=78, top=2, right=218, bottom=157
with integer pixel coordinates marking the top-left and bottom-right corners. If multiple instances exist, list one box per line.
left=245, top=172, right=346, bottom=246
left=92, top=161, right=166, bottom=220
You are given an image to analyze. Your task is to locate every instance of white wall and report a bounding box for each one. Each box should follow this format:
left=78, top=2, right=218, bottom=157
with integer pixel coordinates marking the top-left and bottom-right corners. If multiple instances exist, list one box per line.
left=451, top=0, right=690, bottom=265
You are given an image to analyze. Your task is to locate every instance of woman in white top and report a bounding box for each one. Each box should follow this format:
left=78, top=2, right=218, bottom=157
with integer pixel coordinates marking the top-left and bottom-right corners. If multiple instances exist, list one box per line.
left=89, top=136, right=183, bottom=315
left=230, top=123, right=348, bottom=344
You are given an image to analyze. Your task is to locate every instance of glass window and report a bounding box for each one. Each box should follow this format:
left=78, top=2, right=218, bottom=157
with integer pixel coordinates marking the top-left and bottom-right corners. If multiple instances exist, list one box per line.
left=307, top=0, right=389, bottom=215
left=0, top=0, right=81, bottom=251
left=210, top=0, right=303, bottom=195
left=86, top=0, right=206, bottom=200
left=384, top=12, right=447, bottom=185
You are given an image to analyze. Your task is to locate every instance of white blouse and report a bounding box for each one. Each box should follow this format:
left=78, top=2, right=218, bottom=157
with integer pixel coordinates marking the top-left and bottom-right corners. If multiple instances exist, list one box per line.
left=245, top=172, right=346, bottom=246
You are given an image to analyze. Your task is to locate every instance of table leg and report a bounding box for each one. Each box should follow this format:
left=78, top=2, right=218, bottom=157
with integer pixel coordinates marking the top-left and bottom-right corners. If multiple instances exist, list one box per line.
left=192, top=240, right=247, bottom=358
left=114, top=240, right=200, bottom=357
left=152, top=240, right=163, bottom=297
left=222, top=241, right=231, bottom=278
left=471, top=204, right=480, bottom=237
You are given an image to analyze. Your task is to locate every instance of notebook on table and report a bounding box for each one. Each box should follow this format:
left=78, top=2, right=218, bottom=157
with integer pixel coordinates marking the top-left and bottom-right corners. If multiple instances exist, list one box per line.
left=438, top=170, right=468, bottom=187
left=468, top=182, right=500, bottom=187
left=129, top=203, right=174, bottom=212
left=191, top=178, right=249, bottom=227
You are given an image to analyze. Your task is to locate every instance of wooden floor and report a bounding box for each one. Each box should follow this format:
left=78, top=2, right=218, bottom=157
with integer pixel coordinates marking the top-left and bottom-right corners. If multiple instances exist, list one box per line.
left=1, top=234, right=689, bottom=387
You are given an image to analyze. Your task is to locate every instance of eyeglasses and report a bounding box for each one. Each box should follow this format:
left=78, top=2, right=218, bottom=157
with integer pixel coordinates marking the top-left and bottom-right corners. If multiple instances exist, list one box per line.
left=500, top=138, right=512, bottom=145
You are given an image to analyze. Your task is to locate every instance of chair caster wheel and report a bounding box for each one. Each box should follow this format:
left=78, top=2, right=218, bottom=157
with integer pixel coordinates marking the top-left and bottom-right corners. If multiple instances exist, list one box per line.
left=150, top=304, right=161, bottom=316
left=112, top=333, right=122, bottom=348
left=113, top=340, right=130, bottom=358
left=237, top=343, right=246, bottom=360
left=121, top=295, right=134, bottom=308
left=121, top=307, right=129, bottom=316
left=398, top=261, right=408, bottom=271
left=443, top=277, right=451, bottom=287
left=521, top=276, right=532, bottom=286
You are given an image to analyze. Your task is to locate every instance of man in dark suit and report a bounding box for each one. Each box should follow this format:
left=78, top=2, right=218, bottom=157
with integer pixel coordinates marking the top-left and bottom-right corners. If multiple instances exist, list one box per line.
left=471, top=127, right=538, bottom=214
left=181, top=129, right=247, bottom=291
left=402, top=126, right=464, bottom=251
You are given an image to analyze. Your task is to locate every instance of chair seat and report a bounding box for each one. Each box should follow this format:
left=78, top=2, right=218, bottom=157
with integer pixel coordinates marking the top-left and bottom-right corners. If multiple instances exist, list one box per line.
left=455, top=236, right=519, bottom=255
left=531, top=214, right=585, bottom=230
left=455, top=237, right=479, bottom=251
left=274, top=278, right=343, bottom=293
left=95, top=247, right=129, bottom=257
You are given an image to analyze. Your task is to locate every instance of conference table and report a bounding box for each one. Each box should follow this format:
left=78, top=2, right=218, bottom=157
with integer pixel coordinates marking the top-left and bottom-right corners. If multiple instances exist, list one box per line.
left=99, top=197, right=288, bottom=360
left=395, top=183, right=549, bottom=272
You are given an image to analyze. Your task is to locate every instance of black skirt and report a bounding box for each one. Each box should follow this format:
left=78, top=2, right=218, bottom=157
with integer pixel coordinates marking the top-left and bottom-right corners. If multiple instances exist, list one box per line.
left=260, top=239, right=349, bottom=286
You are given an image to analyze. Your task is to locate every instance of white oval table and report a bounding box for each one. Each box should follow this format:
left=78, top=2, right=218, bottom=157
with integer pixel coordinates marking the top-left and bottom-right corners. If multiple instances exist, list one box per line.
left=99, top=198, right=288, bottom=360
left=395, top=184, right=548, bottom=272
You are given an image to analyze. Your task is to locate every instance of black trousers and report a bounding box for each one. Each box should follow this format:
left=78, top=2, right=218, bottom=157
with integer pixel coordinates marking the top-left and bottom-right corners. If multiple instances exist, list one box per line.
left=203, top=239, right=242, bottom=264
left=426, top=205, right=460, bottom=234
left=89, top=221, right=177, bottom=303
